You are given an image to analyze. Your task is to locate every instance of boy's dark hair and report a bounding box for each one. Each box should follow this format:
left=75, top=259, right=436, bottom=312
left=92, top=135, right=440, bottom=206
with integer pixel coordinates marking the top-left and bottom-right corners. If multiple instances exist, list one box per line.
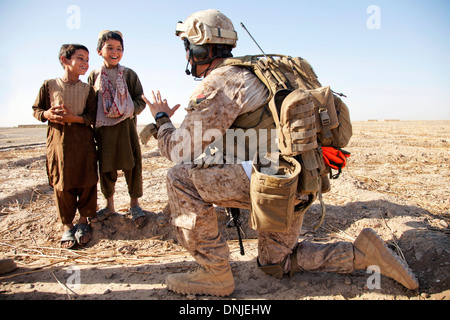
left=59, top=44, right=89, bottom=68
left=97, top=31, right=124, bottom=52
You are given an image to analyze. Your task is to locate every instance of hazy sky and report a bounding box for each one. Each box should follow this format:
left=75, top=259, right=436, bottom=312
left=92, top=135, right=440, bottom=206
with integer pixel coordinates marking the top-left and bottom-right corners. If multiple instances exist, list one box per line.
left=0, top=0, right=449, bottom=127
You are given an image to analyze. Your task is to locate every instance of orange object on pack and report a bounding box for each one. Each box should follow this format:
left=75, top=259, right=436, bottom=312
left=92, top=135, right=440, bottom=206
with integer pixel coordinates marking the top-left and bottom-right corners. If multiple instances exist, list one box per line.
left=322, top=146, right=351, bottom=179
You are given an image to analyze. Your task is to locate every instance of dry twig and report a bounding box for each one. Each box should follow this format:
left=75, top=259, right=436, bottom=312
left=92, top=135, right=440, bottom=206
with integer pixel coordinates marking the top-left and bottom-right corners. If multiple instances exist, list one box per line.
left=52, top=272, right=78, bottom=299
left=324, top=223, right=356, bottom=241
left=378, top=209, right=406, bottom=261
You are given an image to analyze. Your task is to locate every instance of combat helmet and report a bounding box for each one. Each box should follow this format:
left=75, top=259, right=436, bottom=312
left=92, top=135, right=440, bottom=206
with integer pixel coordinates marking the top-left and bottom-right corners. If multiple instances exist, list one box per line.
left=175, top=9, right=237, bottom=77
left=176, top=9, right=237, bottom=47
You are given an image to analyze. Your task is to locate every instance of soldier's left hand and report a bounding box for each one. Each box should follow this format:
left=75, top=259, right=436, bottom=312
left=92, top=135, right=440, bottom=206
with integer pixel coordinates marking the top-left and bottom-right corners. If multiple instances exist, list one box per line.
left=142, top=91, right=181, bottom=118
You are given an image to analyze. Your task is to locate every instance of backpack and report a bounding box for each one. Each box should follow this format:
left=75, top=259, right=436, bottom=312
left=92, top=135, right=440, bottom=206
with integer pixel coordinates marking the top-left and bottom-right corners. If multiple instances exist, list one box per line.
left=221, top=54, right=352, bottom=231
left=222, top=55, right=352, bottom=149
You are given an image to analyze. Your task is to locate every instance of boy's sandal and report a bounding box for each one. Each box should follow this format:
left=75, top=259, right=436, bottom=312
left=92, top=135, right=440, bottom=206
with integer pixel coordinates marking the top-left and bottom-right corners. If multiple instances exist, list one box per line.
left=74, top=223, right=92, bottom=246
left=94, top=207, right=114, bottom=222
left=129, top=206, right=147, bottom=229
left=60, top=228, right=77, bottom=249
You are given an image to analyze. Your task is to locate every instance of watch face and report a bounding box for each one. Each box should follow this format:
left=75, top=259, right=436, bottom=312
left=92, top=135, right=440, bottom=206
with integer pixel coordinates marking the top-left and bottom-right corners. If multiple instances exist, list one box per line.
left=156, top=112, right=168, bottom=120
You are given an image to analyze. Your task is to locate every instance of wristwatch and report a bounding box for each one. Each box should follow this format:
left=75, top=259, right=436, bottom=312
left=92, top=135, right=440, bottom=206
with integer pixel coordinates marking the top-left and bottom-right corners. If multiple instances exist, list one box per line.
left=154, top=112, right=169, bottom=121
left=154, top=112, right=171, bottom=130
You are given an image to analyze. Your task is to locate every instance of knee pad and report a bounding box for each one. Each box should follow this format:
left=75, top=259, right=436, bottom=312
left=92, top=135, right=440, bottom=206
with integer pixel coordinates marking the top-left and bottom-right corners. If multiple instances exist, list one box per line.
left=257, top=257, right=285, bottom=279
left=257, top=248, right=302, bottom=278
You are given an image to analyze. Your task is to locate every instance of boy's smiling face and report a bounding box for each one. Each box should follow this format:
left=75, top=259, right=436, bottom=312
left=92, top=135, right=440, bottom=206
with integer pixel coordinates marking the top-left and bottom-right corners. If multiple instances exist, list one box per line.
left=62, top=49, right=89, bottom=76
left=98, top=39, right=123, bottom=68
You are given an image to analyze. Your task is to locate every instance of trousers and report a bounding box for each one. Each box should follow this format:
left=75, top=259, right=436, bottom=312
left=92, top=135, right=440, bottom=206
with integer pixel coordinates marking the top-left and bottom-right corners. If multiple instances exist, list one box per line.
left=54, top=184, right=97, bottom=225
left=166, top=163, right=354, bottom=274
left=100, top=166, right=143, bottom=199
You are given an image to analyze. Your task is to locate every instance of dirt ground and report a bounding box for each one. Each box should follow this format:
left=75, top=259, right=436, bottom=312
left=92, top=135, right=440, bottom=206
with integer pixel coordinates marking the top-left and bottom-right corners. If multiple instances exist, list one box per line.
left=0, top=121, right=449, bottom=301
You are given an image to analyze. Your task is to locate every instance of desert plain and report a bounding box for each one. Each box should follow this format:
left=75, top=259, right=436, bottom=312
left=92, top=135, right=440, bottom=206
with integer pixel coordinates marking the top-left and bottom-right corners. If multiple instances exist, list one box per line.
left=0, top=120, right=448, bottom=301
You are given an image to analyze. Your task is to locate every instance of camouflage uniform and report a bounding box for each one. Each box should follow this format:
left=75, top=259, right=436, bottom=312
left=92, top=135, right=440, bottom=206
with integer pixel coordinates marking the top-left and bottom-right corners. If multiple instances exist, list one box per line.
left=157, top=65, right=355, bottom=275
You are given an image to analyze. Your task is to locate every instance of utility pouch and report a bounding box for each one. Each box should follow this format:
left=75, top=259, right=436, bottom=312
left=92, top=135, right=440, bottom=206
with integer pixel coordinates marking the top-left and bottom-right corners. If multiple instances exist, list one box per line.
left=331, top=95, right=352, bottom=148
left=308, top=86, right=340, bottom=146
left=296, top=149, right=319, bottom=194
left=269, top=89, right=317, bottom=157
left=250, top=153, right=301, bottom=232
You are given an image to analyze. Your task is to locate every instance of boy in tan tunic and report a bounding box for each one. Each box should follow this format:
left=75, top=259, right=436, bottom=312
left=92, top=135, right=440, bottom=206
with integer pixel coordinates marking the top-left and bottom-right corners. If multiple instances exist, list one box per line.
left=32, top=44, right=98, bottom=249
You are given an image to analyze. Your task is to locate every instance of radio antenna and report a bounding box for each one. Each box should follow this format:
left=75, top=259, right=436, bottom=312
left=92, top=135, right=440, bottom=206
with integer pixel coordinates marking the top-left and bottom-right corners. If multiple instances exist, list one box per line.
left=240, top=22, right=268, bottom=59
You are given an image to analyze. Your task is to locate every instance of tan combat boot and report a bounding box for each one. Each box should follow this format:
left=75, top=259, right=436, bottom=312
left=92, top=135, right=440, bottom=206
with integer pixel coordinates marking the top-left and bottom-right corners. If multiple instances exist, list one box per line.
left=166, top=264, right=235, bottom=297
left=353, top=228, right=419, bottom=290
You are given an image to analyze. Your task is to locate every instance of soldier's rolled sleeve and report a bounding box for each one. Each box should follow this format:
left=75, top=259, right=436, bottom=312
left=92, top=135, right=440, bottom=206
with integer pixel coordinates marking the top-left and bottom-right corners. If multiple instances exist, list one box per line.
left=157, top=121, right=177, bottom=161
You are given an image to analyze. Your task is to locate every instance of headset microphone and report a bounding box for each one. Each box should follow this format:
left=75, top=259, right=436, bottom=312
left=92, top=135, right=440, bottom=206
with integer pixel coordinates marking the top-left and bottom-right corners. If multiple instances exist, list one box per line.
left=185, top=60, right=191, bottom=75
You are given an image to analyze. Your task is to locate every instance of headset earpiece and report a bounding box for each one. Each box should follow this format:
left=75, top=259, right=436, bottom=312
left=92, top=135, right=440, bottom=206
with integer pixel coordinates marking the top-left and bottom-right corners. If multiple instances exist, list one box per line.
left=183, top=40, right=233, bottom=78
left=189, top=43, right=210, bottom=60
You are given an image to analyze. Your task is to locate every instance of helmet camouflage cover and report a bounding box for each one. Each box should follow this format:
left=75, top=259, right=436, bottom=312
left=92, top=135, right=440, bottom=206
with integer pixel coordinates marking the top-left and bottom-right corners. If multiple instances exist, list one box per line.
left=175, top=9, right=238, bottom=47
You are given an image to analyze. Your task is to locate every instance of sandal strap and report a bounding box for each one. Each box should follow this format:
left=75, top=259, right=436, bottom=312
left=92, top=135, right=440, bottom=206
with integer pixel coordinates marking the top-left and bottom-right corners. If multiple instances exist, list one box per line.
left=75, top=223, right=91, bottom=234
left=96, top=208, right=114, bottom=221
left=61, top=228, right=76, bottom=241
left=130, top=207, right=146, bottom=221
left=60, top=228, right=77, bottom=248
left=74, top=223, right=92, bottom=246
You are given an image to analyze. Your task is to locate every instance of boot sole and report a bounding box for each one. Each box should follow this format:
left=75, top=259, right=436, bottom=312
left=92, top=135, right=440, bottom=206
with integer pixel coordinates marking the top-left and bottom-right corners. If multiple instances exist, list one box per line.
left=166, top=278, right=235, bottom=297
left=355, top=228, right=419, bottom=290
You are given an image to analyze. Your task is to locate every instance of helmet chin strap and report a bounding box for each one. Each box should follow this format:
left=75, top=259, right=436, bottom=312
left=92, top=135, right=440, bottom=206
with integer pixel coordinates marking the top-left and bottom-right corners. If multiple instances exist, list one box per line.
left=185, top=61, right=213, bottom=80
left=194, top=62, right=213, bottom=79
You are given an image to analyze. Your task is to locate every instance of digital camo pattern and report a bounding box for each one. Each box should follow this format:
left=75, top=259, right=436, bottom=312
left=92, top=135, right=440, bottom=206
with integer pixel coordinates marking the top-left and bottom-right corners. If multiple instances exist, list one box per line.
left=166, top=163, right=250, bottom=267
left=257, top=210, right=354, bottom=273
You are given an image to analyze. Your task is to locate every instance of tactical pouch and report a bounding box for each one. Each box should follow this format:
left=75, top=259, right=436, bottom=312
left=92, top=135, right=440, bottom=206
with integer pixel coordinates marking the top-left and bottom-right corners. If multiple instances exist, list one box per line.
left=296, top=149, right=320, bottom=194
left=308, top=86, right=340, bottom=146
left=250, top=153, right=301, bottom=232
left=331, top=95, right=352, bottom=148
left=267, top=88, right=330, bottom=196
left=270, top=89, right=318, bottom=157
